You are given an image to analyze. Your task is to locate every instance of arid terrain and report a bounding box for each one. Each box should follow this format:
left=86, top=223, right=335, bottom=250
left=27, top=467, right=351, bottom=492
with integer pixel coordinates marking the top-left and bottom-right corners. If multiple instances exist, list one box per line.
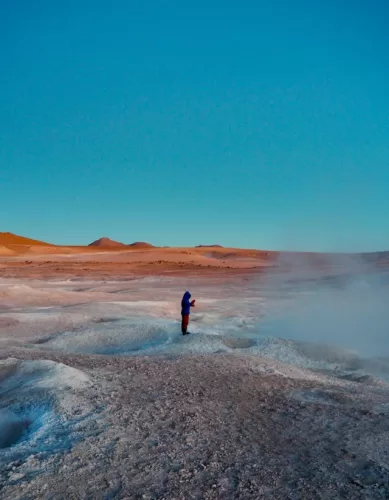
left=0, top=233, right=389, bottom=499
left=0, top=232, right=276, bottom=280
left=1, top=232, right=388, bottom=281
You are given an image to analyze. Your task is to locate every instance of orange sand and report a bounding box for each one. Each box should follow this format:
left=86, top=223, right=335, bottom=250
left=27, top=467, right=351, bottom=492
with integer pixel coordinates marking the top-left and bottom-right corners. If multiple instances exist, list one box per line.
left=0, top=232, right=387, bottom=280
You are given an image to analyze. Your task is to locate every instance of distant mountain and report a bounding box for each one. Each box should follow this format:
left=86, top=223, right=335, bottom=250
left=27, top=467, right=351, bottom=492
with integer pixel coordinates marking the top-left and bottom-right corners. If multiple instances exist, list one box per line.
left=195, top=244, right=224, bottom=248
left=0, top=232, right=53, bottom=246
left=128, top=242, right=154, bottom=249
left=88, top=237, right=126, bottom=247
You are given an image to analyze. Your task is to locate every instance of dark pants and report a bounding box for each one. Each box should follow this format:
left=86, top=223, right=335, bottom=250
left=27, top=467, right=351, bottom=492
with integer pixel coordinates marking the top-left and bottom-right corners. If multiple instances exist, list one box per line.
left=181, top=314, right=189, bottom=334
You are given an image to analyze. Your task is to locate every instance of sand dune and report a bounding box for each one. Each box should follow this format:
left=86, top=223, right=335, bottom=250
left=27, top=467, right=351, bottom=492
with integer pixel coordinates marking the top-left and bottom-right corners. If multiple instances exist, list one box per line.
left=0, top=246, right=16, bottom=256
left=0, top=232, right=53, bottom=246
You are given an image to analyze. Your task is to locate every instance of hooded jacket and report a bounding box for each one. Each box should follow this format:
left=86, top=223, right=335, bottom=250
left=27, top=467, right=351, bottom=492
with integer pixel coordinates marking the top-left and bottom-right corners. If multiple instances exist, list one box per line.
left=181, top=291, right=193, bottom=315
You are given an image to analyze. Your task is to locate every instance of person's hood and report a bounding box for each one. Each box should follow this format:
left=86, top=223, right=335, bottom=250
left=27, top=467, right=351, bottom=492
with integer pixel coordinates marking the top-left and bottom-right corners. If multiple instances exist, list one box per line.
left=183, top=291, right=191, bottom=300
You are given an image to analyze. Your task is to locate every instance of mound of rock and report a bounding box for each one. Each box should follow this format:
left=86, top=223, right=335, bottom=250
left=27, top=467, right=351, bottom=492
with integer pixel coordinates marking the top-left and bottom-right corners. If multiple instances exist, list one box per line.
left=88, top=237, right=126, bottom=247
left=128, top=242, right=154, bottom=249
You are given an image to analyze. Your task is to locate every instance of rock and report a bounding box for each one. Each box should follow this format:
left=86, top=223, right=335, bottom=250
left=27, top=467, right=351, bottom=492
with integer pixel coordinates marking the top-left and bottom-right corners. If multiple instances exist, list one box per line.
left=9, top=472, right=25, bottom=481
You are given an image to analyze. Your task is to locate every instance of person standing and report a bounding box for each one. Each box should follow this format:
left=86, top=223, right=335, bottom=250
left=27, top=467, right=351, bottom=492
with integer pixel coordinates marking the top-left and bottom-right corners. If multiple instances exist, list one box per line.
left=181, top=291, right=195, bottom=335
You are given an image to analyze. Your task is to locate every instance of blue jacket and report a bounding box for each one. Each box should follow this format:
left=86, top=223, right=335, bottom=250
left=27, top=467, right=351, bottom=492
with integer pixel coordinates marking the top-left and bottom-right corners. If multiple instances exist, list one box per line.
left=181, top=291, right=193, bottom=315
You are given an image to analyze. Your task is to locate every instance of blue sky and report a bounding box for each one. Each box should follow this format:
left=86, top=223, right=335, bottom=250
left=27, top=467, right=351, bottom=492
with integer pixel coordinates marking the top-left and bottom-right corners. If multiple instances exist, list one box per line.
left=1, top=0, right=388, bottom=251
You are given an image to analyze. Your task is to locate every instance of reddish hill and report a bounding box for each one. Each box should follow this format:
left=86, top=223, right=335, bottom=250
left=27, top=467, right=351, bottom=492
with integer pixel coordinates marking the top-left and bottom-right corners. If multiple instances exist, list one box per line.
left=88, top=237, right=126, bottom=247
left=128, top=242, right=154, bottom=249
left=0, top=232, right=53, bottom=246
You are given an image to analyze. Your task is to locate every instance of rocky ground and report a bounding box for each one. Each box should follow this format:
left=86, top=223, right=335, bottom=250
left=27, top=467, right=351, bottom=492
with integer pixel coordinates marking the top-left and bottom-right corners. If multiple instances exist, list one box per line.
left=1, top=349, right=388, bottom=499
left=1, top=252, right=388, bottom=499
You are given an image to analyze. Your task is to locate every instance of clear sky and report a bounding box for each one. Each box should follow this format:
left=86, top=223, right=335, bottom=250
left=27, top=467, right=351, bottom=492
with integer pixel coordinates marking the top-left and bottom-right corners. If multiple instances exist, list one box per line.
left=1, top=0, right=388, bottom=251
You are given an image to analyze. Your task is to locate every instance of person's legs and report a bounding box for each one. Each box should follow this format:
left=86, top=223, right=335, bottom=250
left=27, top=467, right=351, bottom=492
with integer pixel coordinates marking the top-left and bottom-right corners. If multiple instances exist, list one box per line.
left=181, top=314, right=189, bottom=334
